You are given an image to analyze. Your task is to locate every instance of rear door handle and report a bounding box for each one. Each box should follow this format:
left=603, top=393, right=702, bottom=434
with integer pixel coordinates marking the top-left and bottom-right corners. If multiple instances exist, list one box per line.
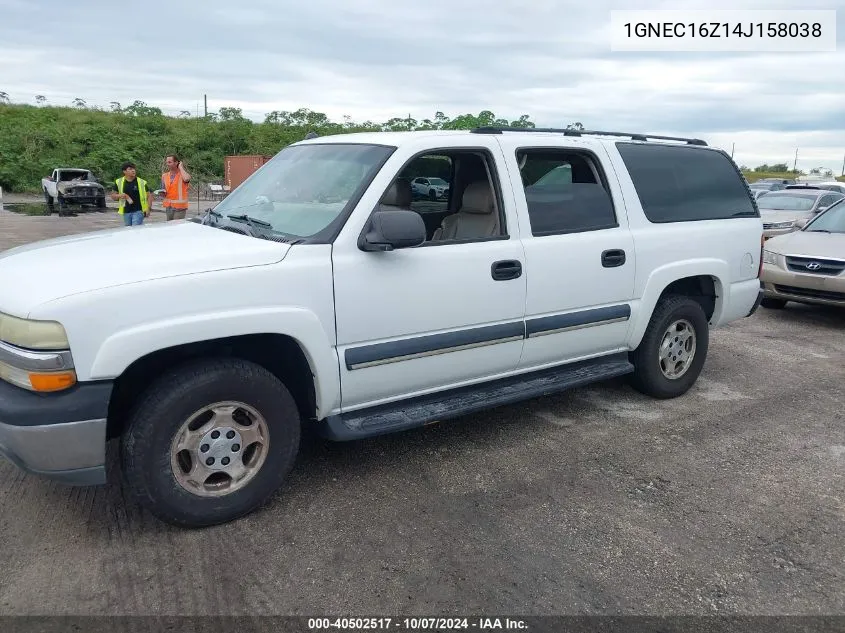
left=491, top=260, right=522, bottom=281
left=601, top=249, right=626, bottom=268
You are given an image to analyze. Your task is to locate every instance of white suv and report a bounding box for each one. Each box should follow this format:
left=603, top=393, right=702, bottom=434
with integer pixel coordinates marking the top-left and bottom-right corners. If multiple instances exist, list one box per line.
left=0, top=127, right=764, bottom=527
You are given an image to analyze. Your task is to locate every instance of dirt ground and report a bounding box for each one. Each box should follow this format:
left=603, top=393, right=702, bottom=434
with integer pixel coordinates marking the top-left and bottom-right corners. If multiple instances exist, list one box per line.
left=0, top=201, right=843, bottom=618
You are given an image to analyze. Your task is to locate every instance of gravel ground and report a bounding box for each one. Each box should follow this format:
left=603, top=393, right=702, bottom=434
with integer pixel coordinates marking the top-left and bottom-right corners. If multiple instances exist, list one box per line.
left=0, top=202, right=843, bottom=618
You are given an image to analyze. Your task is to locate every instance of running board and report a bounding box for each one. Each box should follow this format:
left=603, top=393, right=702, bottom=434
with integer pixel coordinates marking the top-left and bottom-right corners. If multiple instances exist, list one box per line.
left=320, top=352, right=634, bottom=441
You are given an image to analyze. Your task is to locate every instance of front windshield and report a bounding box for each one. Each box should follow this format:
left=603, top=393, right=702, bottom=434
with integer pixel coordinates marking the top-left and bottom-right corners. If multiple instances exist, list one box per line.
left=757, top=194, right=816, bottom=211
left=213, top=143, right=395, bottom=237
left=804, top=199, right=845, bottom=233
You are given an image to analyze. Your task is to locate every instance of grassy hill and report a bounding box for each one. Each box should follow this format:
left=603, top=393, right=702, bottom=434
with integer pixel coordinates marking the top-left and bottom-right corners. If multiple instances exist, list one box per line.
left=0, top=102, right=535, bottom=193
left=1, top=101, right=840, bottom=192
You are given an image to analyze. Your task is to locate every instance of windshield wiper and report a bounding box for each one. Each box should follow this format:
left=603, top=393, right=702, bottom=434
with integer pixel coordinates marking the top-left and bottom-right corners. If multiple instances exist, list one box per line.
left=227, top=214, right=272, bottom=228
left=225, top=214, right=276, bottom=239
left=807, top=229, right=830, bottom=233
left=200, top=208, right=223, bottom=226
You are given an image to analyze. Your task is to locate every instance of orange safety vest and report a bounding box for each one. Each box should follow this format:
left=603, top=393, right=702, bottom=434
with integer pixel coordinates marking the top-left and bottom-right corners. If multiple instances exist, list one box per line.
left=162, top=171, right=189, bottom=210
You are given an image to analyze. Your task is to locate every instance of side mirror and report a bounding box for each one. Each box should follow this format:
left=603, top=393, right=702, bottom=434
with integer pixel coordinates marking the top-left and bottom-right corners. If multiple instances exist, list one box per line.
left=816, top=206, right=828, bottom=214
left=359, top=209, right=426, bottom=252
left=795, top=218, right=809, bottom=228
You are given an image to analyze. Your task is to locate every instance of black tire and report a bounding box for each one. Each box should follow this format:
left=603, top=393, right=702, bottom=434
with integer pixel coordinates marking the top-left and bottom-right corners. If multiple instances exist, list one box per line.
left=428, top=189, right=437, bottom=201
left=761, top=297, right=787, bottom=310
left=43, top=189, right=54, bottom=214
left=96, top=195, right=107, bottom=209
left=629, top=295, right=709, bottom=399
left=120, top=358, right=301, bottom=528
left=56, top=193, right=66, bottom=216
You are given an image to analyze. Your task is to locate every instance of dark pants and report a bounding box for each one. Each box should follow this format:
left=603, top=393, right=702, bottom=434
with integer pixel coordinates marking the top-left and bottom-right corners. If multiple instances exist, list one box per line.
left=165, top=207, right=187, bottom=221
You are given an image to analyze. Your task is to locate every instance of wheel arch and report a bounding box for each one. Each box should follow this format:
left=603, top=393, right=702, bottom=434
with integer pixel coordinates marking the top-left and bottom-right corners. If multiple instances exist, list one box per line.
left=628, top=261, right=728, bottom=350
left=106, top=332, right=324, bottom=441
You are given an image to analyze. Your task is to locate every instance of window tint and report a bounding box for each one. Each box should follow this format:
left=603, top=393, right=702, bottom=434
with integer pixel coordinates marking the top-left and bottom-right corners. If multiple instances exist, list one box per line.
left=616, top=143, right=758, bottom=222
left=517, top=149, right=617, bottom=235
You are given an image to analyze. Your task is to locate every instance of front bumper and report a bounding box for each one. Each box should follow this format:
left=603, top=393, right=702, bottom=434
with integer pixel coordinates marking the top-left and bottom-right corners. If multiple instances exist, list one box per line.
left=760, top=263, right=845, bottom=307
left=0, top=378, right=113, bottom=486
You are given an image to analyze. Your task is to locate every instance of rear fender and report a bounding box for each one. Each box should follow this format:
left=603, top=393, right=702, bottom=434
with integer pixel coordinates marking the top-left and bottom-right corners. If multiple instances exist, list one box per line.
left=627, top=260, right=728, bottom=349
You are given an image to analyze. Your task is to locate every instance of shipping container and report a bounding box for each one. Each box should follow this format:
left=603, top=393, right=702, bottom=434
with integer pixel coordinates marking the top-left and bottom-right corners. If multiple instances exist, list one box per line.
left=224, top=155, right=272, bottom=190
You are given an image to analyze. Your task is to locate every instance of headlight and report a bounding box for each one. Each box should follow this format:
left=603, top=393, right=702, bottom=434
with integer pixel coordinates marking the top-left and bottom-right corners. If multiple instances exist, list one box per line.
left=762, top=250, right=779, bottom=265
left=0, top=311, right=69, bottom=349
left=0, top=312, right=76, bottom=392
left=766, top=221, right=795, bottom=230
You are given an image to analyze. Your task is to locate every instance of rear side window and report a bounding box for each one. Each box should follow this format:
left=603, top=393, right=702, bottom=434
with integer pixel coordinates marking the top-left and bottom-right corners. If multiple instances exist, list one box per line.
left=517, top=149, right=618, bottom=236
left=616, top=143, right=758, bottom=222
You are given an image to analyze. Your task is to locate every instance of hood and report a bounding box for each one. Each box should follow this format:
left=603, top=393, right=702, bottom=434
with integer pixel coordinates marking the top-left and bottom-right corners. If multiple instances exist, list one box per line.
left=764, top=229, right=845, bottom=259
left=761, top=209, right=814, bottom=223
left=0, top=221, right=290, bottom=316
left=57, top=178, right=103, bottom=190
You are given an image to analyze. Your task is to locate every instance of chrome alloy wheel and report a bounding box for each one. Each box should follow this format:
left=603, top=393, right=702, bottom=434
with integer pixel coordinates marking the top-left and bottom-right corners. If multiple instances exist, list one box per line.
left=658, top=319, right=697, bottom=380
left=170, top=401, right=270, bottom=497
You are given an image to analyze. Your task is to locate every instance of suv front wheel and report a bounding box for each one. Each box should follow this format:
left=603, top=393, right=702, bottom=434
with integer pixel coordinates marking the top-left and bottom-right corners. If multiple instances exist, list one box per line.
left=120, top=358, right=301, bottom=528
left=629, top=295, right=709, bottom=399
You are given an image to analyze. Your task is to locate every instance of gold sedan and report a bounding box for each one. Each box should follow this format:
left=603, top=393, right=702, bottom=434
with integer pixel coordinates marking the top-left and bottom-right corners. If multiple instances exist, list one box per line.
left=759, top=199, right=845, bottom=310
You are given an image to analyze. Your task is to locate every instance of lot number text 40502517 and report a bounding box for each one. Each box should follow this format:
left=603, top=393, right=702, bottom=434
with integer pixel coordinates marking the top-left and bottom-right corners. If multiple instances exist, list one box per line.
left=307, top=617, right=529, bottom=630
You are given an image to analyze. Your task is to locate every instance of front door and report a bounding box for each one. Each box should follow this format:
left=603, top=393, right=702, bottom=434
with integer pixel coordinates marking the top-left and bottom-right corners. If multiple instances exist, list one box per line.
left=331, top=140, right=527, bottom=411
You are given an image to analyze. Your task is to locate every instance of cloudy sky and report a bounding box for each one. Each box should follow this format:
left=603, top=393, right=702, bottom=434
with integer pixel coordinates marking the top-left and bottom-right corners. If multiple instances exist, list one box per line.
left=1, top=0, right=843, bottom=174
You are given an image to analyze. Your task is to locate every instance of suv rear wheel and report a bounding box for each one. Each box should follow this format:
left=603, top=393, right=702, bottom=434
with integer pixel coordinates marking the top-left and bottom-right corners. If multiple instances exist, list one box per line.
left=120, top=358, right=301, bottom=528
left=629, top=295, right=709, bottom=399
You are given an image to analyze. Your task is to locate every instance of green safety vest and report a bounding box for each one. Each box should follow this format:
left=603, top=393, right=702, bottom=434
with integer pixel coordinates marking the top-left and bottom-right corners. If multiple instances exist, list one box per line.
left=115, top=176, right=150, bottom=214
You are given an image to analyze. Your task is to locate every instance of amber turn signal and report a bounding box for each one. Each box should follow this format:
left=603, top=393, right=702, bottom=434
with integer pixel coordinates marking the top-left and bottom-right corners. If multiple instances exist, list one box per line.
left=28, top=370, right=77, bottom=392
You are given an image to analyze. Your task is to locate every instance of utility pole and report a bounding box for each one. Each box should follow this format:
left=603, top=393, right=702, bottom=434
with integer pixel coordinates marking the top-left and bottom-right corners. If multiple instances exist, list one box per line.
left=731, top=142, right=735, bottom=159
left=204, top=94, right=208, bottom=118
left=841, top=153, right=844, bottom=177
left=793, top=147, right=798, bottom=172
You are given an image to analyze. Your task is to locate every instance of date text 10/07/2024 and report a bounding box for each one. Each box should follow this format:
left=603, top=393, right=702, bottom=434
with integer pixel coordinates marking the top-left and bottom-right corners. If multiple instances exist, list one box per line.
left=307, top=617, right=529, bottom=630
left=623, top=22, right=822, bottom=39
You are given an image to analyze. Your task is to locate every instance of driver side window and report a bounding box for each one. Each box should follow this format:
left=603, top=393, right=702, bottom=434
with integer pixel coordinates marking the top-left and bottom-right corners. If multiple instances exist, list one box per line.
left=376, top=149, right=508, bottom=244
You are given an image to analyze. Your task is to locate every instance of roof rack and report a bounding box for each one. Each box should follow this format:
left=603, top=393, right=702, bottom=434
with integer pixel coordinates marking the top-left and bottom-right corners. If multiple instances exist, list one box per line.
left=470, top=126, right=708, bottom=146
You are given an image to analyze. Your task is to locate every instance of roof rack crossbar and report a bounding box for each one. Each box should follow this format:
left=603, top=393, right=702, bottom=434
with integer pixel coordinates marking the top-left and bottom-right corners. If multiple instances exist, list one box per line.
left=470, top=126, right=707, bottom=146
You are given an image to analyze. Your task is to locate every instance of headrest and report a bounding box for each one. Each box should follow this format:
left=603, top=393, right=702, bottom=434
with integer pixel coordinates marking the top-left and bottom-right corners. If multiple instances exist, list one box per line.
left=381, top=177, right=412, bottom=208
left=461, top=181, right=494, bottom=214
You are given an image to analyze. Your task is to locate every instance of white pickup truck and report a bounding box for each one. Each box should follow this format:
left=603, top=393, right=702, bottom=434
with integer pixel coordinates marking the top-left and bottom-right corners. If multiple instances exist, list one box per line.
left=42, top=167, right=107, bottom=212
left=0, top=127, right=764, bottom=527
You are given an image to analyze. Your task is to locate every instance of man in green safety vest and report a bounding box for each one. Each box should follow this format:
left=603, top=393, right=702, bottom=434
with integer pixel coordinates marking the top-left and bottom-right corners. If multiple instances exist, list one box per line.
left=110, top=161, right=152, bottom=226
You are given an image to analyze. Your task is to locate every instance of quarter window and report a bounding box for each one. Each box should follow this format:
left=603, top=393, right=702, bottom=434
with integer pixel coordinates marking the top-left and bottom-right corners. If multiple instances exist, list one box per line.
left=616, top=142, right=758, bottom=222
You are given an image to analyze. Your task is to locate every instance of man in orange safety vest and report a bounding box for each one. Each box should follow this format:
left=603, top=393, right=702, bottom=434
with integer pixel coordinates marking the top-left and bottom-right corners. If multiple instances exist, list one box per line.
left=159, top=154, right=191, bottom=221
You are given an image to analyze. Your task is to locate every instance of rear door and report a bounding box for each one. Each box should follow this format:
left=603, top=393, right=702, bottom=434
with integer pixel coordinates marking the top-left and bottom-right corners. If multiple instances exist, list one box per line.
left=495, top=136, right=636, bottom=371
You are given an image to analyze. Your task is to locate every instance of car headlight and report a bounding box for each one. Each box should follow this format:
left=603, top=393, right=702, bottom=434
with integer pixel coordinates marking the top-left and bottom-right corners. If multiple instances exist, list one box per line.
left=0, top=312, right=76, bottom=392
left=0, top=311, right=69, bottom=349
left=766, top=221, right=795, bottom=230
left=762, top=250, right=779, bottom=265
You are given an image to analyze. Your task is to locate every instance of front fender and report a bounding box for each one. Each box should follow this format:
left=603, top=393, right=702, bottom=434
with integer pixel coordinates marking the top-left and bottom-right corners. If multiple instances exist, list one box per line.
left=627, top=259, right=728, bottom=349
left=88, top=306, right=340, bottom=418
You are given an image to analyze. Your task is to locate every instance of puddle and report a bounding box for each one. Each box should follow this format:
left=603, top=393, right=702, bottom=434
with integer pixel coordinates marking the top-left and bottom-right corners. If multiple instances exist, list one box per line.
left=1, top=202, right=108, bottom=217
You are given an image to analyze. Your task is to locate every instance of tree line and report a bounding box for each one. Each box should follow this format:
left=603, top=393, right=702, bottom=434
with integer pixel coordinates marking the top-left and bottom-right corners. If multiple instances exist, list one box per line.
left=2, top=95, right=832, bottom=193
left=0, top=99, right=571, bottom=192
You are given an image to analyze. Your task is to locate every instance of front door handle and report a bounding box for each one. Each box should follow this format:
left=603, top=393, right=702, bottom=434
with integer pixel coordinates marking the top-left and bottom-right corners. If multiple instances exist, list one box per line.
left=601, top=249, right=626, bottom=268
left=491, top=260, right=522, bottom=281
